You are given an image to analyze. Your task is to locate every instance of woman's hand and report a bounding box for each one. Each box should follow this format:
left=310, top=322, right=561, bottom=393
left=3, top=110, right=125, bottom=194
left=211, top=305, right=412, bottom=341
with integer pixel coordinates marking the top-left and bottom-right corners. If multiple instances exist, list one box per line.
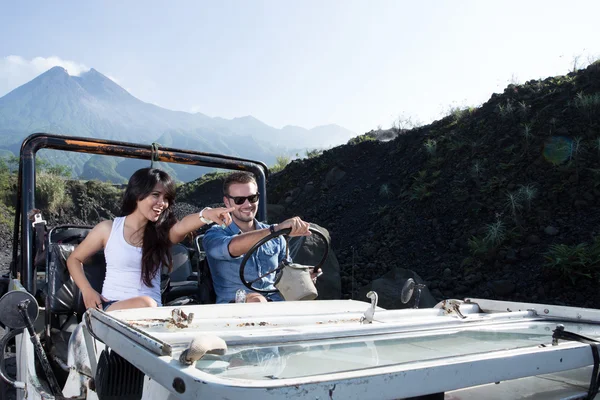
left=203, top=207, right=234, bottom=227
left=82, top=287, right=108, bottom=310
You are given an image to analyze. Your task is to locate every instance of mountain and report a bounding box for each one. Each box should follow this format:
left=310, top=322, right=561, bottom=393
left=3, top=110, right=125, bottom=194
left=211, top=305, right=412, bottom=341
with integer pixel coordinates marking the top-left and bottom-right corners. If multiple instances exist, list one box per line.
left=0, top=67, right=356, bottom=181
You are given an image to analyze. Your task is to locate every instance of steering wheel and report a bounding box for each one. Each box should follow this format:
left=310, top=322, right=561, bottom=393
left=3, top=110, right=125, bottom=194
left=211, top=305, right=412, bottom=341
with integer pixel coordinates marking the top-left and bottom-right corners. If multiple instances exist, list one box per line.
left=239, top=226, right=329, bottom=294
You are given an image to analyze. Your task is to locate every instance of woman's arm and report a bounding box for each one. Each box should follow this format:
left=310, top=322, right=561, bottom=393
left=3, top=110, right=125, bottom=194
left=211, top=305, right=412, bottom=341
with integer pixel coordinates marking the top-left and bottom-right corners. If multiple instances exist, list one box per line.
left=67, top=220, right=112, bottom=309
left=169, top=207, right=234, bottom=244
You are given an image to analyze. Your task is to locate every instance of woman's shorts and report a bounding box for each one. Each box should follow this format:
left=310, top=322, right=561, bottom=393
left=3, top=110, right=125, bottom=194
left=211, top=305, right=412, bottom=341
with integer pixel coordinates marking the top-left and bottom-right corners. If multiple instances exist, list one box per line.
left=101, top=299, right=118, bottom=311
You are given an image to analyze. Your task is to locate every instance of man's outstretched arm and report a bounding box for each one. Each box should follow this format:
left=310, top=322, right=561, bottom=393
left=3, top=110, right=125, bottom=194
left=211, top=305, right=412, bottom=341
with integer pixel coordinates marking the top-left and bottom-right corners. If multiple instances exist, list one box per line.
left=228, top=217, right=311, bottom=257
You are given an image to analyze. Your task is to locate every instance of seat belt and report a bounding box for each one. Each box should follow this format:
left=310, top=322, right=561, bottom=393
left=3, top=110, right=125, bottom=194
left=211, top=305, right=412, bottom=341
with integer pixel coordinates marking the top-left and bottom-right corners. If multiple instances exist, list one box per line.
left=28, top=210, right=47, bottom=268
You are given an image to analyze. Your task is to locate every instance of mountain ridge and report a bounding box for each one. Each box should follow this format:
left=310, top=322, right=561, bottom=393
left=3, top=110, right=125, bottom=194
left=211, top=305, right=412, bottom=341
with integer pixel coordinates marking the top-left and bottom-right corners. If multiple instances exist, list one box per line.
left=0, top=66, right=356, bottom=181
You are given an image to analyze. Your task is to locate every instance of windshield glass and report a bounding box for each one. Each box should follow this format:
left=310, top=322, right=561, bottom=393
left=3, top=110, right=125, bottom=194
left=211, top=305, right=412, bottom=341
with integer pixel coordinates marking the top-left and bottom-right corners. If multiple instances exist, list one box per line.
left=188, top=321, right=600, bottom=380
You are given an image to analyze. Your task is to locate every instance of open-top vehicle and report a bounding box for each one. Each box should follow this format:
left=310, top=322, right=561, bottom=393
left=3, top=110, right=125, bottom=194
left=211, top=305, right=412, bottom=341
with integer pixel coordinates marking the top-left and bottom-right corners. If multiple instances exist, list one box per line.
left=2, top=133, right=600, bottom=399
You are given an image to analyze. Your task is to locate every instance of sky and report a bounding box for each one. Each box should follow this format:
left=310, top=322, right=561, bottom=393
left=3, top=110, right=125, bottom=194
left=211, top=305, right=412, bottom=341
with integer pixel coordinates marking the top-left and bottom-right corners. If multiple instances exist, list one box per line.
left=1, top=1, right=599, bottom=135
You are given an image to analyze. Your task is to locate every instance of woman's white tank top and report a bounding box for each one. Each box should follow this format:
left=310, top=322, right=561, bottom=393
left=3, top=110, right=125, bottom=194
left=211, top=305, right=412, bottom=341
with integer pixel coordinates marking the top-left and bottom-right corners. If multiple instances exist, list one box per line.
left=101, top=216, right=162, bottom=305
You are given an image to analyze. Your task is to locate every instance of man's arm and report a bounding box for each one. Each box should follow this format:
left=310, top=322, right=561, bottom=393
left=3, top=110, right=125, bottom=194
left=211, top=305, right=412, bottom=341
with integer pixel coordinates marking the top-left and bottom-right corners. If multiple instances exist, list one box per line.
left=228, top=217, right=311, bottom=257
left=227, top=228, right=272, bottom=257
left=203, top=227, right=239, bottom=261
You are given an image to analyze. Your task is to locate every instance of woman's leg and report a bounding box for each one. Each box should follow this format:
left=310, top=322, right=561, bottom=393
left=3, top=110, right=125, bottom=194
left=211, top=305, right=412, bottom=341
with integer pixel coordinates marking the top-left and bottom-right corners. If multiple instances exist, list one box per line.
left=104, top=295, right=158, bottom=311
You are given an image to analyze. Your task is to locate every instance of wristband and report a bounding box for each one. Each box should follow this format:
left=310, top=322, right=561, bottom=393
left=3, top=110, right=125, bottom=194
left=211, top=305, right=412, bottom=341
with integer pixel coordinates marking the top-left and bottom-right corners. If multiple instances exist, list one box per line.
left=269, top=224, right=277, bottom=234
left=199, top=207, right=214, bottom=225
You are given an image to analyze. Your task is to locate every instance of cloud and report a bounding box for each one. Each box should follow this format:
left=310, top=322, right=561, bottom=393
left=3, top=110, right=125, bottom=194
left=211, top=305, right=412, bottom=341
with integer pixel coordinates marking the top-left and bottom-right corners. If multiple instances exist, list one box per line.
left=0, top=55, right=90, bottom=97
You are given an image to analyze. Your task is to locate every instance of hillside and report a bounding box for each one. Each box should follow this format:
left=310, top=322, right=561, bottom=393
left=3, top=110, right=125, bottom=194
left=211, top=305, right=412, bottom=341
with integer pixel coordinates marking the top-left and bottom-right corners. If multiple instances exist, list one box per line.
left=180, top=62, right=600, bottom=308
left=264, top=63, right=600, bottom=307
left=0, top=67, right=355, bottom=182
left=1, top=63, right=599, bottom=309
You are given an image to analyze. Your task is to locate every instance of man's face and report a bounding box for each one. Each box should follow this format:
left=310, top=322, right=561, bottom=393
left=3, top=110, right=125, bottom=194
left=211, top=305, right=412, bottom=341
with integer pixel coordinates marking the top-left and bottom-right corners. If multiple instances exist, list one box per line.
left=224, top=182, right=259, bottom=223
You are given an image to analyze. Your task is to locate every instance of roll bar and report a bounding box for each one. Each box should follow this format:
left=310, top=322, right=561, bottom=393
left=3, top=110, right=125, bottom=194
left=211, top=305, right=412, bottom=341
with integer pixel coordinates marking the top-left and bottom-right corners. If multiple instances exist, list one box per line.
left=13, top=133, right=269, bottom=293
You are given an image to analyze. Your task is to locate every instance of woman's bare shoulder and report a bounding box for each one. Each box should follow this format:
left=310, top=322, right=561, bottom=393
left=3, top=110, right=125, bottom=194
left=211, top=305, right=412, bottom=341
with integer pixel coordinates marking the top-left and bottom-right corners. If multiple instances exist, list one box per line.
left=90, top=219, right=114, bottom=238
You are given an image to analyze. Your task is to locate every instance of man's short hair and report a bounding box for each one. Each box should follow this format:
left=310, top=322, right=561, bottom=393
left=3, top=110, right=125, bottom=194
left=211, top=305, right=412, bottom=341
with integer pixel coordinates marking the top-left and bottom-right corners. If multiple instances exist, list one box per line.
left=223, top=171, right=257, bottom=195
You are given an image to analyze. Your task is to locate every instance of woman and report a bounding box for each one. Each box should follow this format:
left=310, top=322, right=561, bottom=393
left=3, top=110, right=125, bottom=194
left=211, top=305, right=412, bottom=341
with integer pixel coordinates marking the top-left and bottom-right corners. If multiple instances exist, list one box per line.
left=67, top=168, right=233, bottom=311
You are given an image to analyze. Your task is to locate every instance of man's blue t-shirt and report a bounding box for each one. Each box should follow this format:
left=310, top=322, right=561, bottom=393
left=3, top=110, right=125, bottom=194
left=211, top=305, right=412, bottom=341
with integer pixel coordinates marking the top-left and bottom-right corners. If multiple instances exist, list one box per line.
left=202, top=220, right=286, bottom=303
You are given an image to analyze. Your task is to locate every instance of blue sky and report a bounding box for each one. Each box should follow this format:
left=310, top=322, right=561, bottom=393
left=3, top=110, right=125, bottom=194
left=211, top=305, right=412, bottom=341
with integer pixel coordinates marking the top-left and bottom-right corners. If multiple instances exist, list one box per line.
left=1, top=1, right=599, bottom=134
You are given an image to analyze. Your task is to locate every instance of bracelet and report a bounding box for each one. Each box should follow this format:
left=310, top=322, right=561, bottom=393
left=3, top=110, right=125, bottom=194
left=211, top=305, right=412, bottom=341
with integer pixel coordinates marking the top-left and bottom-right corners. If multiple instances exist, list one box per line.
left=199, top=207, right=214, bottom=225
left=269, top=224, right=277, bottom=234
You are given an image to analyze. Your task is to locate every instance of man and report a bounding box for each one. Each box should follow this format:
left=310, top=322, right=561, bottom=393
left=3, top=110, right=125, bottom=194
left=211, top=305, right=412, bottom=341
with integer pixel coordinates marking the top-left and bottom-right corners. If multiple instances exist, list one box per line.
left=203, top=171, right=320, bottom=303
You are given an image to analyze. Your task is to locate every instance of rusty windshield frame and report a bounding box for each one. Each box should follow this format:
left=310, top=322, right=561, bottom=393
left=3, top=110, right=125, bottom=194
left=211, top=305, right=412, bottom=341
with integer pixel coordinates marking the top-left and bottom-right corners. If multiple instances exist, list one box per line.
left=13, top=132, right=269, bottom=293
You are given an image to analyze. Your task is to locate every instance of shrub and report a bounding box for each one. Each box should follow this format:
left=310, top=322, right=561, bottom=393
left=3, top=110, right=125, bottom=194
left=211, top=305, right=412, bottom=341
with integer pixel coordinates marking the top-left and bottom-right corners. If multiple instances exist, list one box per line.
left=484, top=220, right=507, bottom=246
left=36, top=171, right=72, bottom=213
left=504, top=191, right=523, bottom=225
left=544, top=237, right=600, bottom=283
left=305, top=149, right=323, bottom=159
left=410, top=170, right=439, bottom=200
left=471, top=161, right=484, bottom=178
left=497, top=101, right=514, bottom=119
left=85, top=180, right=122, bottom=207
left=347, top=133, right=377, bottom=145
left=423, top=139, right=437, bottom=157
left=468, top=235, right=489, bottom=255
left=0, top=158, right=9, bottom=175
left=574, top=92, right=600, bottom=123
left=392, top=114, right=422, bottom=132
left=518, top=101, right=529, bottom=117
left=574, top=91, right=600, bottom=110
left=411, top=183, right=433, bottom=200
left=0, top=160, right=15, bottom=207
left=468, top=220, right=506, bottom=255
left=518, top=184, right=537, bottom=211
left=448, top=106, right=474, bottom=123
left=46, top=164, right=72, bottom=178
left=379, top=183, right=392, bottom=198
left=270, top=155, right=290, bottom=173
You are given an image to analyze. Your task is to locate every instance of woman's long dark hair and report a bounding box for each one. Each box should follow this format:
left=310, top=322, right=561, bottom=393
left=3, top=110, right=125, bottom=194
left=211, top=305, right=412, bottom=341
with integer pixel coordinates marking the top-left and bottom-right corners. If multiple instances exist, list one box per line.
left=121, top=168, right=177, bottom=287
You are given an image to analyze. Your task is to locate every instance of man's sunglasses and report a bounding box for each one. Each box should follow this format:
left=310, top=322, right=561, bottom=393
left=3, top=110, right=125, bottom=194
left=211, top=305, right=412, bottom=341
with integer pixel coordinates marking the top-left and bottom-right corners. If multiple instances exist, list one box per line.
left=226, top=193, right=260, bottom=205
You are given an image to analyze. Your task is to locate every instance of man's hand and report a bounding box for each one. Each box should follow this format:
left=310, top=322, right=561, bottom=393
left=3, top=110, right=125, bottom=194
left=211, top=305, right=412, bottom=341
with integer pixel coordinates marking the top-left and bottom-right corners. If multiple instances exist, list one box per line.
left=82, top=287, right=108, bottom=310
left=310, top=268, right=323, bottom=284
left=275, top=217, right=311, bottom=237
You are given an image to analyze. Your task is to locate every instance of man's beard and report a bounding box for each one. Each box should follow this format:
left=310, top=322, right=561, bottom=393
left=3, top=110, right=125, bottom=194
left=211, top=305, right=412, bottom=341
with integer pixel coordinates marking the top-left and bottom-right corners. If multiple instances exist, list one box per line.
left=233, top=208, right=256, bottom=223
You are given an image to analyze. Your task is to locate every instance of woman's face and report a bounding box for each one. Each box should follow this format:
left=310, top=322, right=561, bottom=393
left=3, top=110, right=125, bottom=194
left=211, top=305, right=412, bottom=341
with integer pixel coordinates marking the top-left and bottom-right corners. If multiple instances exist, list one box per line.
left=136, top=182, right=169, bottom=222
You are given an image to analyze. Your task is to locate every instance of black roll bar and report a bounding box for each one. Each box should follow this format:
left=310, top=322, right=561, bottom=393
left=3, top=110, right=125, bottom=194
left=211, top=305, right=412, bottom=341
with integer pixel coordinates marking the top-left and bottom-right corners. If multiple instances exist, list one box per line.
left=13, top=133, right=270, bottom=294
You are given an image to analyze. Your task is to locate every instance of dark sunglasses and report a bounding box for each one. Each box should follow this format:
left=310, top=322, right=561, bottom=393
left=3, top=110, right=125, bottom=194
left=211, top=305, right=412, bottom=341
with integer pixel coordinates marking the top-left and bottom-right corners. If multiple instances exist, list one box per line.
left=226, top=193, right=260, bottom=205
